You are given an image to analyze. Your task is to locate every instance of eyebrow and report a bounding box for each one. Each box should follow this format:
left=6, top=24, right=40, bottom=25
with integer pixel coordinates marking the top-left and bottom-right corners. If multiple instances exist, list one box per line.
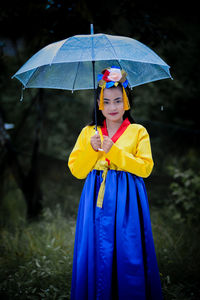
left=103, top=97, right=122, bottom=101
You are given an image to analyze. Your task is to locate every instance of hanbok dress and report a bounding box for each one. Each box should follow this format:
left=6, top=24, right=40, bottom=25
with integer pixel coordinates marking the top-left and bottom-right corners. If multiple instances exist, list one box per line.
left=68, top=118, right=163, bottom=300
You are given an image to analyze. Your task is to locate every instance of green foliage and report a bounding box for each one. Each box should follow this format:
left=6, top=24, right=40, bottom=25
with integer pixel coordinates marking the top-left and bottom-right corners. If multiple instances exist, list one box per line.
left=0, top=205, right=75, bottom=299
left=151, top=209, right=200, bottom=300
left=168, top=167, right=200, bottom=224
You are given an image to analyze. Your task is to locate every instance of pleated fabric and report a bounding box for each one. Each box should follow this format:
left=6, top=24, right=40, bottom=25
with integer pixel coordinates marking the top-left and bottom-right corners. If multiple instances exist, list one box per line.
left=70, top=170, right=163, bottom=300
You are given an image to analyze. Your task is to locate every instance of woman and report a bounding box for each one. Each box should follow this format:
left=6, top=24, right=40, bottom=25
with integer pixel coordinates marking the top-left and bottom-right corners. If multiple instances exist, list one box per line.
left=68, top=67, right=163, bottom=300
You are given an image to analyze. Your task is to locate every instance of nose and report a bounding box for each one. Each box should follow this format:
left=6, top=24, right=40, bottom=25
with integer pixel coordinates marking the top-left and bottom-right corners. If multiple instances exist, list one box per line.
left=110, top=102, right=117, bottom=110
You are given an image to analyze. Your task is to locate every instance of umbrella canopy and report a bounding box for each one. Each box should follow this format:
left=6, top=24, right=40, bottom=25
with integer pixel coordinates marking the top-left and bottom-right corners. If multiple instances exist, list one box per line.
left=12, top=33, right=172, bottom=91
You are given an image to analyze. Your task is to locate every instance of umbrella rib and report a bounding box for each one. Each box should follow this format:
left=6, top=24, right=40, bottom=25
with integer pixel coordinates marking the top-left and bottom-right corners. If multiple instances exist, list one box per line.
left=50, top=35, right=84, bottom=65
left=71, top=39, right=87, bottom=91
left=72, top=61, right=80, bottom=91
left=50, top=37, right=71, bottom=65
left=104, top=35, right=123, bottom=70
left=22, top=67, right=39, bottom=88
left=104, top=35, right=170, bottom=68
left=17, top=38, right=69, bottom=87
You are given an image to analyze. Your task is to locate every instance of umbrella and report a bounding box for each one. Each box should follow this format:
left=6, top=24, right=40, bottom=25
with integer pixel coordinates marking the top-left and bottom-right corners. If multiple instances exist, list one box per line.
left=12, top=24, right=172, bottom=129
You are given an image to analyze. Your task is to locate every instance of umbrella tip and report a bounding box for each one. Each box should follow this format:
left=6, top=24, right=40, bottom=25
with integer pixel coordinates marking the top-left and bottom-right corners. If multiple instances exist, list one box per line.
left=90, top=24, right=94, bottom=35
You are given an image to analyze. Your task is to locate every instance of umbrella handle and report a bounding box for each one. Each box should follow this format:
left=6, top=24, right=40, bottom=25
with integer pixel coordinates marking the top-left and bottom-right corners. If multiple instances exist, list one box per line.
left=95, top=130, right=104, bottom=151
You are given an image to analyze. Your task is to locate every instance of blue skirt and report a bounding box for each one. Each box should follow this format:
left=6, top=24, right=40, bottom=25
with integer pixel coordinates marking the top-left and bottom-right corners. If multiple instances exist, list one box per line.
left=70, top=170, right=163, bottom=300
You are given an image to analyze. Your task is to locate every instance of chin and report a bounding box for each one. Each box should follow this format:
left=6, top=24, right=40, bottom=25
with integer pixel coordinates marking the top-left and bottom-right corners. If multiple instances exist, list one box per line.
left=107, top=115, right=123, bottom=122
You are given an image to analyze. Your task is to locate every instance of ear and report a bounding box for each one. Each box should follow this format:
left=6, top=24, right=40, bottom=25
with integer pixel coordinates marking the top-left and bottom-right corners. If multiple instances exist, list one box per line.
left=97, top=99, right=100, bottom=107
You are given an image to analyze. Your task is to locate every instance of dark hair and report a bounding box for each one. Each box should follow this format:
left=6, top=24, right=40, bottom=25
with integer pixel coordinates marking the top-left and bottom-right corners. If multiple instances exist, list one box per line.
left=89, top=83, right=135, bottom=126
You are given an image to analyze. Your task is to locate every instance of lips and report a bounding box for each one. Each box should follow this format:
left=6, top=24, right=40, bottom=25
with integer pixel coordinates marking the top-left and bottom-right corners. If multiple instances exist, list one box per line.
left=109, top=112, right=118, bottom=116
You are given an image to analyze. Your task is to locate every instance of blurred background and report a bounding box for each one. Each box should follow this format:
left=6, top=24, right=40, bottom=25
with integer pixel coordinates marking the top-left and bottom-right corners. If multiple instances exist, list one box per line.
left=0, top=0, right=199, bottom=299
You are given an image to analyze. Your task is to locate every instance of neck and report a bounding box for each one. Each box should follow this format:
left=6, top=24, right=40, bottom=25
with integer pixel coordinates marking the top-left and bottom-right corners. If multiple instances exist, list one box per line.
left=106, top=118, right=123, bottom=131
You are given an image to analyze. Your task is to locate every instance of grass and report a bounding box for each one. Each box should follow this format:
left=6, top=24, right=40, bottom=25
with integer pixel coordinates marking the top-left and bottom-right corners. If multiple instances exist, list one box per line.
left=0, top=205, right=75, bottom=299
left=0, top=204, right=199, bottom=299
left=151, top=208, right=200, bottom=300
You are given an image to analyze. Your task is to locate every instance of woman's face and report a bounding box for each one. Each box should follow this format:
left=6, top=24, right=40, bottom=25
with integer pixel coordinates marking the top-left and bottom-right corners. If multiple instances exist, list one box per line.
left=98, top=87, right=125, bottom=122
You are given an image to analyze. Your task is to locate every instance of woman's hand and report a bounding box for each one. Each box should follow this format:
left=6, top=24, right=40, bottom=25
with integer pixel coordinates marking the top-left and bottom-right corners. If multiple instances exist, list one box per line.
left=102, top=135, right=114, bottom=153
left=90, top=131, right=101, bottom=151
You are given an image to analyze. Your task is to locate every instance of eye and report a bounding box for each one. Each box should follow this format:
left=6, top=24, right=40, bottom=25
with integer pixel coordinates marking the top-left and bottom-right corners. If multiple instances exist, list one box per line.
left=104, top=100, right=109, bottom=105
left=116, top=99, right=122, bottom=103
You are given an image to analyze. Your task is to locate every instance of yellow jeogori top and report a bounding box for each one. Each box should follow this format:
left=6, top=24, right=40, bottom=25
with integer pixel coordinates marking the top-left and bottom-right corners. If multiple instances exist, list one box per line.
left=68, top=121, right=154, bottom=180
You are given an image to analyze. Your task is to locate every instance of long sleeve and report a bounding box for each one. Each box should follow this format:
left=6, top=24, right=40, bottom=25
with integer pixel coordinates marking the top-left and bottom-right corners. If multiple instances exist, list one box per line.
left=68, top=126, right=99, bottom=179
left=106, top=126, right=154, bottom=178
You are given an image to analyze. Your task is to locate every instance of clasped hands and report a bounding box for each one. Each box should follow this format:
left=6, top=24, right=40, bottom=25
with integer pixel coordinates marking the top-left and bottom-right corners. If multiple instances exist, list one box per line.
left=90, top=132, right=113, bottom=153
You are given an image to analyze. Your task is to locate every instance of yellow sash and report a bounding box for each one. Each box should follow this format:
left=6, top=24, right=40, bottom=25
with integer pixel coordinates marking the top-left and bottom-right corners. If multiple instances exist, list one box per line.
left=94, top=160, right=110, bottom=208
